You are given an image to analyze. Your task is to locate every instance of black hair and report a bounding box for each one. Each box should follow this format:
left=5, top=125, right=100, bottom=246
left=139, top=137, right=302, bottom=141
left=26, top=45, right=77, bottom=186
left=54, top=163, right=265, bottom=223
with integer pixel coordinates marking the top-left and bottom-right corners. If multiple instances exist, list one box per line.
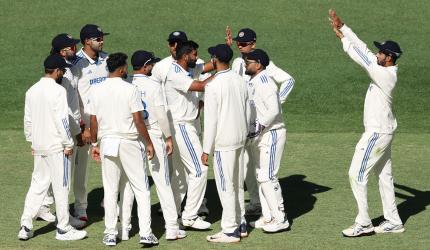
left=382, top=50, right=399, bottom=64
left=133, top=65, right=144, bottom=71
left=45, top=68, right=56, bottom=74
left=175, top=40, right=199, bottom=60
left=107, top=52, right=128, bottom=73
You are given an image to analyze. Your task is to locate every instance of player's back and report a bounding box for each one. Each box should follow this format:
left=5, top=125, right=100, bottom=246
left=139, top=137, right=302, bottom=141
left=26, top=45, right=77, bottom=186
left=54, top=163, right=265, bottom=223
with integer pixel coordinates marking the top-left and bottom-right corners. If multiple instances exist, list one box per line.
left=205, top=69, right=248, bottom=150
left=89, top=77, right=140, bottom=140
left=25, top=77, right=69, bottom=152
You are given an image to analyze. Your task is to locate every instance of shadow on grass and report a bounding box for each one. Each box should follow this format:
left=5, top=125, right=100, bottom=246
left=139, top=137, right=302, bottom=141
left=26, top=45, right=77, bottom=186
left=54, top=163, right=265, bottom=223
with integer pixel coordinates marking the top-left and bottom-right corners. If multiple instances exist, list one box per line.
left=372, top=183, right=430, bottom=226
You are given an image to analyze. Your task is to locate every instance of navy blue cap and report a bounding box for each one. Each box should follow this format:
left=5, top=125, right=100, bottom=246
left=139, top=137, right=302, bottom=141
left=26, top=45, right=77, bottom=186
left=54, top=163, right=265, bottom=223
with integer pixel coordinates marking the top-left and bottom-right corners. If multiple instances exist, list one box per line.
left=51, top=33, right=80, bottom=53
left=167, top=31, right=188, bottom=43
left=80, top=24, right=110, bottom=41
left=233, top=28, right=257, bottom=42
left=131, top=50, right=161, bottom=68
left=243, top=49, right=270, bottom=67
left=374, top=40, right=402, bottom=58
left=44, top=54, right=73, bottom=69
left=208, top=44, right=233, bottom=63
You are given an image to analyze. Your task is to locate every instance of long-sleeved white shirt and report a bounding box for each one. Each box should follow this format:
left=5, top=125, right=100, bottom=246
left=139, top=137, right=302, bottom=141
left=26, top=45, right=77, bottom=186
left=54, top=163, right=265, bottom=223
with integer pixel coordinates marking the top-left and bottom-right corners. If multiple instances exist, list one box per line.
left=24, top=77, right=74, bottom=155
left=232, top=57, right=295, bottom=104
left=88, top=77, right=144, bottom=140
left=248, top=70, right=285, bottom=134
left=62, top=64, right=81, bottom=136
left=72, top=49, right=109, bottom=128
left=340, top=24, right=398, bottom=134
left=203, top=69, right=249, bottom=154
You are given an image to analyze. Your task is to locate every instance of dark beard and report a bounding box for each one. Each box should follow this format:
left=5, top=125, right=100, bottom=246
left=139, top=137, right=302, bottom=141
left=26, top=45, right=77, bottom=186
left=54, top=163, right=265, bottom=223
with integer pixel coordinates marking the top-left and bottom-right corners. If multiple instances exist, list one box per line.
left=245, top=69, right=253, bottom=75
left=121, top=73, right=128, bottom=79
left=187, top=60, right=197, bottom=68
left=56, top=76, right=63, bottom=84
left=66, top=54, right=76, bottom=61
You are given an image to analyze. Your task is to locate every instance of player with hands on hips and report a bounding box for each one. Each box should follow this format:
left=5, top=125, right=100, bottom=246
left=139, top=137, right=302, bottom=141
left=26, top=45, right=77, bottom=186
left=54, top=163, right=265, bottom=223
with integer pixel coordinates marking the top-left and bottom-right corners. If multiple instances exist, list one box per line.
left=329, top=9, right=405, bottom=237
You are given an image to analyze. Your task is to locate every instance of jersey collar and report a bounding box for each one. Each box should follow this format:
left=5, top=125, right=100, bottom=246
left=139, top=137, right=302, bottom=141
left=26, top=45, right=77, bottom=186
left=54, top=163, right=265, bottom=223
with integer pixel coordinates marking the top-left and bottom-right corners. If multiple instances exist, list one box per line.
left=79, top=48, right=105, bottom=65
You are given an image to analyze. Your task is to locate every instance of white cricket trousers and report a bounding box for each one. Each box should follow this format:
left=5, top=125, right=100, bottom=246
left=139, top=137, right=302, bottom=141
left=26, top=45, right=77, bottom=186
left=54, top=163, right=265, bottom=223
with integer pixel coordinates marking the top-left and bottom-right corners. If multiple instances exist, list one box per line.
left=213, top=148, right=244, bottom=234
left=242, top=144, right=261, bottom=205
left=254, top=128, right=287, bottom=222
left=20, top=151, right=71, bottom=230
left=120, top=129, right=179, bottom=232
left=171, top=123, right=208, bottom=220
left=73, top=144, right=89, bottom=214
left=101, top=139, right=152, bottom=236
left=348, top=132, right=402, bottom=226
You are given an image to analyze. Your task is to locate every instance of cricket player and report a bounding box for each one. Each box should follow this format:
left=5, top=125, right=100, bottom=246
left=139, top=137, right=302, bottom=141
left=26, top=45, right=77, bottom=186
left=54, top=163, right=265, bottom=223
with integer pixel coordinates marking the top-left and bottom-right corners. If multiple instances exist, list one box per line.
left=118, top=50, right=186, bottom=241
left=151, top=31, right=210, bottom=216
left=164, top=41, right=215, bottom=229
left=244, top=49, right=290, bottom=233
left=202, top=44, right=249, bottom=243
left=19, top=54, right=87, bottom=241
left=88, top=52, right=158, bottom=246
left=71, top=24, right=110, bottom=222
left=329, top=9, right=405, bottom=237
left=226, top=27, right=295, bottom=217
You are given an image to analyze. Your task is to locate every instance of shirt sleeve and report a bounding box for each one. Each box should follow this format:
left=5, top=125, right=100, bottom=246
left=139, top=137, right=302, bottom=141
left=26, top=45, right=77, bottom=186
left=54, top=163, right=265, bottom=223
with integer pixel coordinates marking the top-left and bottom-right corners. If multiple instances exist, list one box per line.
left=255, top=82, right=280, bottom=128
left=53, top=88, right=74, bottom=149
left=62, top=73, right=81, bottom=136
left=202, top=84, right=218, bottom=154
left=340, top=28, right=395, bottom=93
left=23, top=92, right=32, bottom=142
left=130, top=86, right=144, bottom=113
left=151, top=62, right=163, bottom=83
left=171, top=71, right=194, bottom=93
left=266, top=61, right=295, bottom=104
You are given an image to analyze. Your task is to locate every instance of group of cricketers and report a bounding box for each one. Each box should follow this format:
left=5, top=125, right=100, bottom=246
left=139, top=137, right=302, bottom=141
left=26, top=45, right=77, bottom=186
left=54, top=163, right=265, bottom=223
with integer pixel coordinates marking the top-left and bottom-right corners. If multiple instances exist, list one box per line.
left=19, top=9, right=405, bottom=246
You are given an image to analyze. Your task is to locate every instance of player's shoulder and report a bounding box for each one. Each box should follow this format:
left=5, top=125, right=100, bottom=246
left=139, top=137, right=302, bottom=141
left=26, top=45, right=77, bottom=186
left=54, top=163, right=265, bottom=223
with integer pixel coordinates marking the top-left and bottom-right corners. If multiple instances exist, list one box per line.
left=232, top=56, right=244, bottom=64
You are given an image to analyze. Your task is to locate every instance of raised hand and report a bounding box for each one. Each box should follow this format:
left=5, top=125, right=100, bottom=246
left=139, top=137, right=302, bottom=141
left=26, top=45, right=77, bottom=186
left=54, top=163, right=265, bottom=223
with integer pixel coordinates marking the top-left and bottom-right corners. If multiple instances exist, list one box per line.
left=225, top=26, right=233, bottom=46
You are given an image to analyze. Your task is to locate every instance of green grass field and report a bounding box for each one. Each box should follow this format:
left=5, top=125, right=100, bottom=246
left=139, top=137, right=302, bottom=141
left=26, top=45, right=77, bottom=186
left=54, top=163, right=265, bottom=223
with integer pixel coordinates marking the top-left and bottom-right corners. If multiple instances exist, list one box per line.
left=0, top=0, right=429, bottom=249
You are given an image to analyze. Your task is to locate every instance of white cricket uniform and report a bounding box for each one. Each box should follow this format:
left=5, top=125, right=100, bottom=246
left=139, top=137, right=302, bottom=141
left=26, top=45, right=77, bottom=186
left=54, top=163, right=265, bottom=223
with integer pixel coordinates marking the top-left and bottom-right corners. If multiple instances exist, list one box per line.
left=203, top=69, right=248, bottom=234
left=119, top=74, right=179, bottom=232
left=248, top=70, right=287, bottom=223
left=71, top=49, right=109, bottom=216
left=164, top=62, right=208, bottom=220
left=233, top=57, right=294, bottom=212
left=340, top=24, right=402, bottom=226
left=21, top=77, right=74, bottom=231
left=88, top=77, right=153, bottom=237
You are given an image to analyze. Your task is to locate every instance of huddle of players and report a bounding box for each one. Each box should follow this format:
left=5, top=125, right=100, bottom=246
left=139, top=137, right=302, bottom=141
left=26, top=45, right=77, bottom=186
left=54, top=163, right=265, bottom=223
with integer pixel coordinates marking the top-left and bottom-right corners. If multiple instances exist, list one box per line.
left=19, top=23, right=295, bottom=245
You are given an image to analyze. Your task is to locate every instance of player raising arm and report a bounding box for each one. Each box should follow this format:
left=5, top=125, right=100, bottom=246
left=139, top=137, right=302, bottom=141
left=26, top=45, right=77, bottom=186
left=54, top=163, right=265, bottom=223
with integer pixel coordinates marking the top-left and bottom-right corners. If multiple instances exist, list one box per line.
left=329, top=9, right=405, bottom=237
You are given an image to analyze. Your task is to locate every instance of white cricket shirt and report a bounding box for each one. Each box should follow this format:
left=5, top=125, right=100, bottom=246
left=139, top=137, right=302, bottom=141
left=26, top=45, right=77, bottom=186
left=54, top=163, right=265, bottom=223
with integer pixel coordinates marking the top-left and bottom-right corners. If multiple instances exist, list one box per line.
left=248, top=70, right=285, bottom=132
left=203, top=69, right=249, bottom=153
left=88, top=77, right=144, bottom=140
left=340, top=24, right=398, bottom=134
left=164, top=62, right=204, bottom=123
left=24, top=77, right=74, bottom=154
left=130, top=74, right=165, bottom=128
left=232, top=57, right=295, bottom=104
left=72, top=49, right=109, bottom=127
left=62, top=64, right=81, bottom=136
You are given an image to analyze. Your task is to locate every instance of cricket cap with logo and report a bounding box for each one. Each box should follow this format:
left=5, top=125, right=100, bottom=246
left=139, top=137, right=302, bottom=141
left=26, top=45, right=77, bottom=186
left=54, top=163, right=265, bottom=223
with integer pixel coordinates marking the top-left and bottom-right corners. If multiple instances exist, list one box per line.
left=51, top=33, right=80, bottom=53
left=233, top=28, right=257, bottom=43
left=167, top=31, right=188, bottom=43
left=80, top=24, right=110, bottom=41
left=373, top=40, right=402, bottom=59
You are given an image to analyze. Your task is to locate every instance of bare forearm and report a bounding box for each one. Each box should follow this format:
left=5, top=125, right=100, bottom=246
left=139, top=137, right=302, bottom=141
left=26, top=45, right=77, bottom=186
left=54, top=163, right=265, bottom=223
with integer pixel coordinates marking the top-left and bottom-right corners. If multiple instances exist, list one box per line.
left=90, top=115, right=98, bottom=143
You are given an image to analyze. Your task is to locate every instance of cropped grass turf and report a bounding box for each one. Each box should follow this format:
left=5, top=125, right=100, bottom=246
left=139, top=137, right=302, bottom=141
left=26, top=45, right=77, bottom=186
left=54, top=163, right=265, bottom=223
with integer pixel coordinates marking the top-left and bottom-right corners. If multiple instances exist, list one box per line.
left=0, top=0, right=429, bottom=249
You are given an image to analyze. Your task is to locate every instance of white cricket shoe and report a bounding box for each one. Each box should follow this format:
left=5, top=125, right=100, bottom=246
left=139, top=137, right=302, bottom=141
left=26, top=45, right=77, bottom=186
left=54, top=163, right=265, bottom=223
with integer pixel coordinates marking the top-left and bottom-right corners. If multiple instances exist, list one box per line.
left=69, top=215, right=86, bottom=229
left=36, top=206, right=56, bottom=222
left=55, top=227, right=87, bottom=241
left=342, top=223, right=374, bottom=237
left=206, top=231, right=240, bottom=243
left=165, top=229, right=187, bottom=240
left=374, top=220, right=405, bottom=234
left=117, top=224, right=132, bottom=241
left=249, top=217, right=272, bottom=229
left=103, top=234, right=116, bottom=246
left=182, top=217, right=211, bottom=230
left=263, top=219, right=290, bottom=233
left=245, top=203, right=262, bottom=216
left=139, top=233, right=159, bottom=245
left=18, top=226, right=33, bottom=240
left=198, top=198, right=209, bottom=216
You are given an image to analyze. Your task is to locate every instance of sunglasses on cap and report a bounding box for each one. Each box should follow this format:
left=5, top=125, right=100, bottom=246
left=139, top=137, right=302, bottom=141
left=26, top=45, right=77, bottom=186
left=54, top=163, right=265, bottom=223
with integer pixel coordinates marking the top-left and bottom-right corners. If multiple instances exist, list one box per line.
left=237, top=41, right=254, bottom=47
left=90, top=37, right=104, bottom=42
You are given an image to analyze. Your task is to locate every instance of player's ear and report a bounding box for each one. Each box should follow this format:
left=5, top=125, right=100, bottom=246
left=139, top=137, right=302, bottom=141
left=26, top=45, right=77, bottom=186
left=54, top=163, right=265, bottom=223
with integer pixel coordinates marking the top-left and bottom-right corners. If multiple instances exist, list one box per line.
left=251, top=42, right=257, bottom=50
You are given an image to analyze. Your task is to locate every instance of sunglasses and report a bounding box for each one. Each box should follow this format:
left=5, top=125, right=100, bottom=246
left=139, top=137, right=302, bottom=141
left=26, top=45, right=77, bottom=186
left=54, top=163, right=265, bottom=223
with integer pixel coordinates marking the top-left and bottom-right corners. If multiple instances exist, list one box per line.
left=244, top=59, right=259, bottom=65
left=90, top=37, right=104, bottom=42
left=237, top=41, right=254, bottom=47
